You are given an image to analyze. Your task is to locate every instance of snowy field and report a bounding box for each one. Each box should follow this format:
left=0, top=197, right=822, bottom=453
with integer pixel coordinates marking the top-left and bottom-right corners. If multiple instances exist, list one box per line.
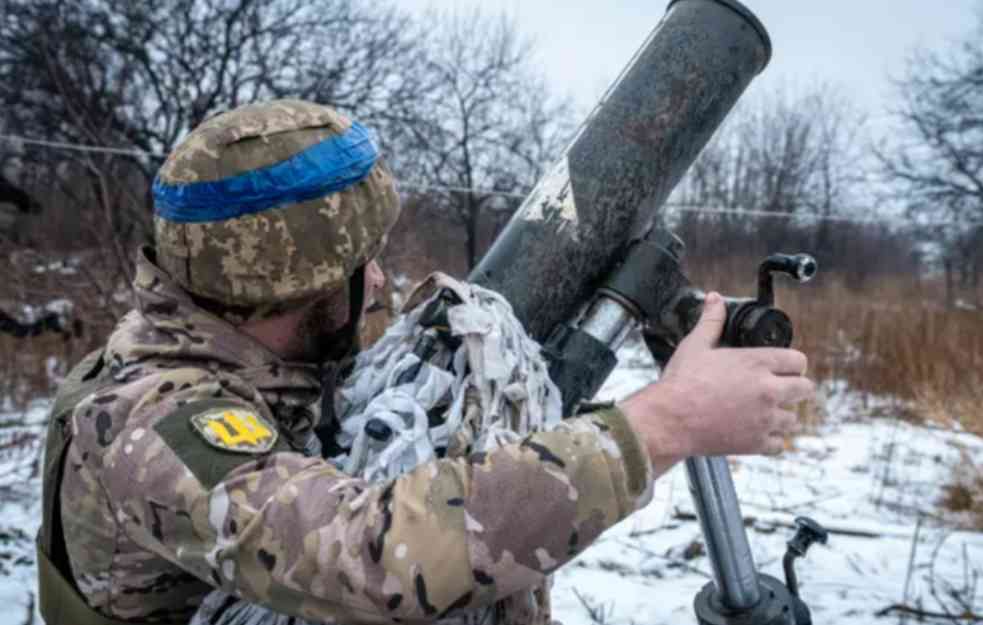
left=1, top=341, right=982, bottom=624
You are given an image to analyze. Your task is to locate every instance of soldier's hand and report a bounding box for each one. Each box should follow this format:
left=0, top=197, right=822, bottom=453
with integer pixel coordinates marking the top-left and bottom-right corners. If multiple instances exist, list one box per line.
left=619, top=292, right=815, bottom=459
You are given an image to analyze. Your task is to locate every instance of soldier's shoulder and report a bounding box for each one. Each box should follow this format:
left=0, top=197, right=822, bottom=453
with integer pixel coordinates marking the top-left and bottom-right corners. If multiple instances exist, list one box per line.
left=73, top=365, right=285, bottom=492
left=70, top=364, right=253, bottom=454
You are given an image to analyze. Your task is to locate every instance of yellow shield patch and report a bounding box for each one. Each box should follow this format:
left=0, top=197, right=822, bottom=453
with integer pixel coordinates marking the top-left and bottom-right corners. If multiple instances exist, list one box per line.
left=190, top=407, right=278, bottom=454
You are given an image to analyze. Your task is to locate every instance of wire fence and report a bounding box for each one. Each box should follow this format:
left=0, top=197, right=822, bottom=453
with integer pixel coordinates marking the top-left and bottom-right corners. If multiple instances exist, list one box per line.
left=2, top=132, right=980, bottom=229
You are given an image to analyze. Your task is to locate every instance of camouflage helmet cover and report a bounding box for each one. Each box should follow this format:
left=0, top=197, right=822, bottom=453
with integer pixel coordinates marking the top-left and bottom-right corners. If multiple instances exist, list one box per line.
left=152, top=99, right=400, bottom=315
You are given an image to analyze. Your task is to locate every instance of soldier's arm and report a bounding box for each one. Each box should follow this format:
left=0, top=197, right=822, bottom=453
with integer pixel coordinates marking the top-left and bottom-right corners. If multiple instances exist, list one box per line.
left=82, top=375, right=654, bottom=624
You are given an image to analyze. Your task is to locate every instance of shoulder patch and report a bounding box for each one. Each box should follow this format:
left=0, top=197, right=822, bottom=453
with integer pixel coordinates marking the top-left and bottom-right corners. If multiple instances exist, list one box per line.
left=154, top=398, right=292, bottom=490
left=190, top=406, right=278, bottom=454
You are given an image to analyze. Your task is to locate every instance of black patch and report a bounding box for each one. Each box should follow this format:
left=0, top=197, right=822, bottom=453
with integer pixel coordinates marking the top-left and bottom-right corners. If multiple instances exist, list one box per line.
left=257, top=549, right=276, bottom=572
left=369, top=482, right=395, bottom=563
left=269, top=362, right=280, bottom=377
left=438, top=591, right=473, bottom=619
left=158, top=381, right=175, bottom=394
left=414, top=573, right=438, bottom=616
left=338, top=571, right=354, bottom=594
left=210, top=594, right=239, bottom=625
left=120, top=571, right=197, bottom=595
left=148, top=501, right=167, bottom=541
left=592, top=419, right=610, bottom=432
left=92, top=394, right=117, bottom=405
left=180, top=382, right=193, bottom=390
left=468, top=451, right=488, bottom=466
left=387, top=594, right=403, bottom=611
left=568, top=530, right=579, bottom=555
left=96, top=411, right=114, bottom=446
left=185, top=323, right=195, bottom=331
left=229, top=519, right=237, bottom=535
left=446, top=497, right=464, bottom=507
left=219, top=379, right=230, bottom=388
left=84, top=408, right=92, bottom=418
left=146, top=300, right=179, bottom=316
left=149, top=277, right=161, bottom=291
left=211, top=388, right=223, bottom=398
left=81, top=452, right=89, bottom=462
left=210, top=570, right=223, bottom=587
left=520, top=439, right=566, bottom=468
left=473, top=569, right=494, bottom=585
left=254, top=454, right=269, bottom=471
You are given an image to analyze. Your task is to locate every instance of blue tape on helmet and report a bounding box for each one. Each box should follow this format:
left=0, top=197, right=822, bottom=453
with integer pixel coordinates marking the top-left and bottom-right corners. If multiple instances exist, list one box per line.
left=153, top=122, right=379, bottom=223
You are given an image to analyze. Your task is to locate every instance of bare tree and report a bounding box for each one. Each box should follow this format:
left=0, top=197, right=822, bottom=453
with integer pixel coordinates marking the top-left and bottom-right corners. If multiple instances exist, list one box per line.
left=672, top=83, right=869, bottom=261
left=393, top=10, right=576, bottom=270
left=0, top=0, right=432, bottom=342
left=878, top=12, right=983, bottom=303
left=0, top=0, right=426, bottom=247
left=677, top=84, right=866, bottom=212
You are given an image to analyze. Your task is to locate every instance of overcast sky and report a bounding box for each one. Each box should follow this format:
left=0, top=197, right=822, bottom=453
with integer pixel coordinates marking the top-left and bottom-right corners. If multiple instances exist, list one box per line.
left=400, top=0, right=981, bottom=127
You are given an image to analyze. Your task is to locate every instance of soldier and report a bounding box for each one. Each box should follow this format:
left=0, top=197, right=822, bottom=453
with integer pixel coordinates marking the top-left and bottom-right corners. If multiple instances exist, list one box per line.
left=37, top=99, right=814, bottom=625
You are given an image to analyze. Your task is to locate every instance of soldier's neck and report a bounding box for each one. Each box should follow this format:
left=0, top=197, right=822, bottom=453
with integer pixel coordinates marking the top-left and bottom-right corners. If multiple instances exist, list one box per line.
left=239, top=307, right=310, bottom=361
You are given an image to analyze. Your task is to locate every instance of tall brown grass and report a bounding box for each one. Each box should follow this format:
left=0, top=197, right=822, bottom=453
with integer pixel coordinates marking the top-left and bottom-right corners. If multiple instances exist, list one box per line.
left=689, top=258, right=983, bottom=435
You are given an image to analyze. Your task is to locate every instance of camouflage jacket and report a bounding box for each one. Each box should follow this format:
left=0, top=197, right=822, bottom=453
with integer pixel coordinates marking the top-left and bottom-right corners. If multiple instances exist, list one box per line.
left=58, top=247, right=655, bottom=624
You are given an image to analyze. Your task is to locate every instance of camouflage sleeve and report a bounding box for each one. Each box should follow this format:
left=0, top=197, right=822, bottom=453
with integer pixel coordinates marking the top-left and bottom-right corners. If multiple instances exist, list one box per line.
left=86, top=372, right=653, bottom=624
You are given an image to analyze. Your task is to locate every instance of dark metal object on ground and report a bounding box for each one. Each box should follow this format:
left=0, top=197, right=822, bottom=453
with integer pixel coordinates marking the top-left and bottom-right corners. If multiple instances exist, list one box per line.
left=694, top=575, right=799, bottom=625
left=783, top=517, right=829, bottom=598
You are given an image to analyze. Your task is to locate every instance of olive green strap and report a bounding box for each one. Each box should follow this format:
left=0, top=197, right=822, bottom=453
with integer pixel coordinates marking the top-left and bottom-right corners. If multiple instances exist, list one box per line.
left=37, top=351, right=184, bottom=625
left=40, top=350, right=106, bottom=569
left=37, top=536, right=183, bottom=625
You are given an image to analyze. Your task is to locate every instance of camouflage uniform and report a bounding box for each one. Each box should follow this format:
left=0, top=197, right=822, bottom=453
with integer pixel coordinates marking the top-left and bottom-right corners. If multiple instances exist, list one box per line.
left=49, top=100, right=656, bottom=624
left=58, top=250, right=654, bottom=623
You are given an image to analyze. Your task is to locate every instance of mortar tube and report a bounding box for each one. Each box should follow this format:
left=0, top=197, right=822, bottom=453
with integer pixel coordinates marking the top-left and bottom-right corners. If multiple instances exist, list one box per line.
left=470, top=0, right=772, bottom=344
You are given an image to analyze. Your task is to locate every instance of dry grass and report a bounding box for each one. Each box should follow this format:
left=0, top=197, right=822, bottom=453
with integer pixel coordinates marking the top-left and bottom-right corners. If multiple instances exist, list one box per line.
left=939, top=452, right=983, bottom=529
left=0, top=333, right=72, bottom=409
left=690, top=258, right=983, bottom=435
left=691, top=257, right=983, bottom=529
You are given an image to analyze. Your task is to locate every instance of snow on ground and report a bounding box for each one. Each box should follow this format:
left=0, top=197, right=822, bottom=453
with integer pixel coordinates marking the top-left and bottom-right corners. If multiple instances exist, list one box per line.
left=0, top=400, right=47, bottom=625
left=554, top=340, right=983, bottom=625
left=1, top=339, right=981, bottom=624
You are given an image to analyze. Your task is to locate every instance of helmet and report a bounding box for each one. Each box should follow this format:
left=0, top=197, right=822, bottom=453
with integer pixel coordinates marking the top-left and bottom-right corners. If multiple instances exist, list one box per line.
left=152, top=99, right=400, bottom=319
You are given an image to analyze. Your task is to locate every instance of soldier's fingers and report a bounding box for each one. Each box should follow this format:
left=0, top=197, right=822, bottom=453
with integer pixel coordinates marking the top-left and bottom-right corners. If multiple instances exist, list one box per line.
left=750, top=348, right=807, bottom=376
left=763, top=433, right=786, bottom=456
left=775, top=377, right=816, bottom=404
left=772, top=408, right=799, bottom=433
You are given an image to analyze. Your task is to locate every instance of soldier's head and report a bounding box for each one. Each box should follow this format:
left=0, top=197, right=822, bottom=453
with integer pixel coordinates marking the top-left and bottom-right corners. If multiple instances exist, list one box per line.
left=152, top=99, right=400, bottom=361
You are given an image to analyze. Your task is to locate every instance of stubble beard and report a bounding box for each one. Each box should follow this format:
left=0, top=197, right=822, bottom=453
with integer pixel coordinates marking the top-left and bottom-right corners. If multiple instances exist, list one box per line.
left=291, top=296, right=353, bottom=364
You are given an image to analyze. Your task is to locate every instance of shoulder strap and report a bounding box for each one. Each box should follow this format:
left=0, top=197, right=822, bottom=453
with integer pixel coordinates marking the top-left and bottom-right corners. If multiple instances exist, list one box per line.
left=39, top=349, right=107, bottom=556
left=36, top=351, right=184, bottom=625
left=36, top=539, right=141, bottom=625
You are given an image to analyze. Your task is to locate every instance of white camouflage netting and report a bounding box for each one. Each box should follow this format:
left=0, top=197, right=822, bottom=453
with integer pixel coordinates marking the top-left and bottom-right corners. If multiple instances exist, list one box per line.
left=191, top=272, right=565, bottom=625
